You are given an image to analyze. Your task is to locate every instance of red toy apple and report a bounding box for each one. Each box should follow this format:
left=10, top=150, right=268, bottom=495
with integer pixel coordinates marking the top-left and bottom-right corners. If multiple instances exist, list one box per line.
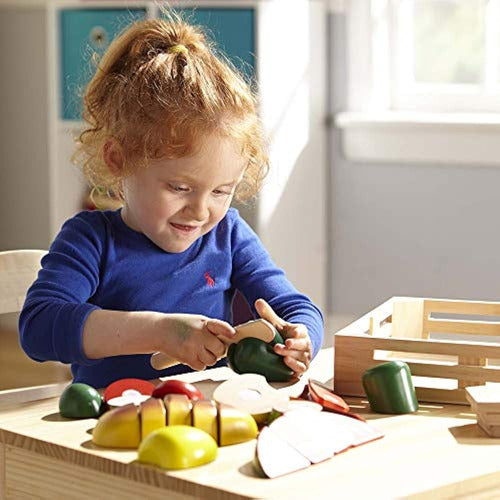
left=152, top=379, right=203, bottom=401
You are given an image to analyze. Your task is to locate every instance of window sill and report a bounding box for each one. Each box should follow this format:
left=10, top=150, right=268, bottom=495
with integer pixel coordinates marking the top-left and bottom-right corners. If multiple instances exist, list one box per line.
left=334, top=112, right=500, bottom=166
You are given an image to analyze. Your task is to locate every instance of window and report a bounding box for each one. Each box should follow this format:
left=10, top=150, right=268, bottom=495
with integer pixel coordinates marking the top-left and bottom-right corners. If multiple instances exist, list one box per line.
left=337, top=0, right=500, bottom=165
left=348, top=0, right=500, bottom=112
left=395, top=0, right=500, bottom=112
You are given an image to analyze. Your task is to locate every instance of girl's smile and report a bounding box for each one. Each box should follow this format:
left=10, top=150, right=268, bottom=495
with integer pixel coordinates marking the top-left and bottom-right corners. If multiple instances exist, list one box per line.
left=170, top=223, right=198, bottom=233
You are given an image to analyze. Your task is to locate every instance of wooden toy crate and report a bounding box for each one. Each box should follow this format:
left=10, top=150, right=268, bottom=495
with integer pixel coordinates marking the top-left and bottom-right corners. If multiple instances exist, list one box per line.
left=334, top=297, right=500, bottom=405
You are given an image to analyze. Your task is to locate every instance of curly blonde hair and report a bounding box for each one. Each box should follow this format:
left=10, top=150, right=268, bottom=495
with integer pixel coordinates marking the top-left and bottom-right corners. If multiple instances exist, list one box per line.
left=73, top=12, right=269, bottom=202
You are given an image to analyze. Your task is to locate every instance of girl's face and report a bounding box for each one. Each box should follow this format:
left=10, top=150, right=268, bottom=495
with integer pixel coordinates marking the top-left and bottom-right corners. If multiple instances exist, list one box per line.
left=121, top=134, right=246, bottom=253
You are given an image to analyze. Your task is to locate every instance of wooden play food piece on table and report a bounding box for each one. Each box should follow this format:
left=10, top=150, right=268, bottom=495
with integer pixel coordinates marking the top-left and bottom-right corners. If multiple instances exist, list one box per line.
left=106, top=389, right=151, bottom=408
left=255, top=408, right=384, bottom=478
left=140, top=397, right=166, bottom=441
left=217, top=403, right=258, bottom=446
left=465, top=384, right=500, bottom=437
left=192, top=400, right=218, bottom=442
left=138, top=425, right=217, bottom=470
left=270, top=409, right=350, bottom=463
left=152, top=379, right=203, bottom=401
left=286, top=399, right=322, bottom=413
left=255, top=426, right=311, bottom=479
left=104, top=378, right=155, bottom=408
left=150, top=319, right=276, bottom=370
left=164, top=394, right=192, bottom=426
left=308, top=379, right=350, bottom=414
left=59, top=383, right=102, bottom=419
left=212, top=373, right=289, bottom=425
left=92, top=403, right=141, bottom=448
left=362, top=361, right=419, bottom=414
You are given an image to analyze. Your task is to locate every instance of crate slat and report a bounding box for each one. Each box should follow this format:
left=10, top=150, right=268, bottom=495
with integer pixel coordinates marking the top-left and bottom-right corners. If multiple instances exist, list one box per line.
left=406, top=362, right=500, bottom=382
left=423, top=299, right=500, bottom=316
left=425, top=319, right=500, bottom=336
left=336, top=334, right=500, bottom=358
left=415, top=388, right=467, bottom=405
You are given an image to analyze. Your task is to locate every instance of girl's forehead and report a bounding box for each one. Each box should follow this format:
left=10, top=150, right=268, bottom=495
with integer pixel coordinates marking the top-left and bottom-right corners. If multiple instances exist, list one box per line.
left=153, top=135, right=246, bottom=181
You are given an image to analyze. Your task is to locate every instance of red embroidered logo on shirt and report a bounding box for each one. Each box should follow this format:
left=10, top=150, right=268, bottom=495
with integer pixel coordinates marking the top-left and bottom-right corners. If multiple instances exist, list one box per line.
left=204, top=272, right=215, bottom=287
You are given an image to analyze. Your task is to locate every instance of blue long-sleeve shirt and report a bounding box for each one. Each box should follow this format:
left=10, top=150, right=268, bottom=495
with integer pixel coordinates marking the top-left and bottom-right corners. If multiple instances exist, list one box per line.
left=19, top=208, right=323, bottom=388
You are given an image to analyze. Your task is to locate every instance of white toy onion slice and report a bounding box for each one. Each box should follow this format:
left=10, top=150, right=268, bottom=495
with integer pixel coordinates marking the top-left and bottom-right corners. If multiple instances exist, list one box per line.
left=255, top=426, right=310, bottom=479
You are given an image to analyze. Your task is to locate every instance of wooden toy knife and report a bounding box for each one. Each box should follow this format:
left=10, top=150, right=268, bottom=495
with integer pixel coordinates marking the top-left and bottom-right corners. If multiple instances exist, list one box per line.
left=150, top=318, right=276, bottom=370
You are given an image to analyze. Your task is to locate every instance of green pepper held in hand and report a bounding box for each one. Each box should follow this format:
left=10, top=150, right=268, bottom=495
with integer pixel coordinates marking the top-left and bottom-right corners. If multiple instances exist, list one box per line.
left=227, top=329, right=294, bottom=382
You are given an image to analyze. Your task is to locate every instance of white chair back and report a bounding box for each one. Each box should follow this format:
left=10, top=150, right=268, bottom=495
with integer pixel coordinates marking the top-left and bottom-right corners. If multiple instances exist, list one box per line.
left=0, top=250, right=71, bottom=390
left=0, top=250, right=47, bottom=314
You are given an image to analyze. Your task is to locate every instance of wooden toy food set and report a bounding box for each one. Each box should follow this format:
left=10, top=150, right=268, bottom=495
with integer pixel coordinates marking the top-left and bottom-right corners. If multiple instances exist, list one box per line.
left=55, top=373, right=382, bottom=477
left=335, top=296, right=500, bottom=405
left=51, top=312, right=386, bottom=479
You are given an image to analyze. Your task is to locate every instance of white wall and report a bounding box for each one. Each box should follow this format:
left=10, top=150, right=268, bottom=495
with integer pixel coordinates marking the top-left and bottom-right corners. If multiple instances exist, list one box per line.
left=258, top=1, right=327, bottom=313
left=328, top=12, right=500, bottom=321
left=0, top=7, right=51, bottom=250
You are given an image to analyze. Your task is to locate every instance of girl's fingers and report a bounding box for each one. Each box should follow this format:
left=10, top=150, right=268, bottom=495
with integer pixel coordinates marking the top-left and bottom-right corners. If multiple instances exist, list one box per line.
left=202, top=329, right=229, bottom=358
left=283, top=337, right=311, bottom=352
left=285, top=323, right=309, bottom=338
left=205, top=319, right=236, bottom=339
left=198, top=347, right=218, bottom=367
left=283, top=356, right=308, bottom=375
left=274, top=343, right=311, bottom=364
left=254, top=299, right=287, bottom=330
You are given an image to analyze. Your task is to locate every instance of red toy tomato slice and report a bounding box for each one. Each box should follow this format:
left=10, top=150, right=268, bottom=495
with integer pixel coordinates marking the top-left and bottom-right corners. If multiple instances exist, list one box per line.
left=308, top=379, right=350, bottom=414
left=103, top=378, right=155, bottom=403
left=152, top=379, right=203, bottom=401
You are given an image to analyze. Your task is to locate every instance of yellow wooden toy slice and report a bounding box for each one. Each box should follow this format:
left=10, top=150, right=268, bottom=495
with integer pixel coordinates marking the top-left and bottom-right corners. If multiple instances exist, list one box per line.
left=217, top=403, right=258, bottom=446
left=192, top=400, right=218, bottom=442
left=92, top=403, right=141, bottom=448
left=140, top=397, right=166, bottom=441
left=164, top=393, right=192, bottom=426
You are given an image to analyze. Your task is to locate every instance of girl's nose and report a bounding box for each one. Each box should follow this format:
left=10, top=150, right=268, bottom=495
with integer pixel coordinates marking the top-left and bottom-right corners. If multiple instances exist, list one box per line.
left=186, top=195, right=210, bottom=221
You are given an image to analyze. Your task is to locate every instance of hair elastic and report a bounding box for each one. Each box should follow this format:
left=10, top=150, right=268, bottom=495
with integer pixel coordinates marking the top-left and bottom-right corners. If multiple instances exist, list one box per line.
left=168, top=44, right=188, bottom=55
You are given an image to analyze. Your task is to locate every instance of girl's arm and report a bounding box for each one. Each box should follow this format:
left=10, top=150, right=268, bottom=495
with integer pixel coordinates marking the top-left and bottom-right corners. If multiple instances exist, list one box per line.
left=230, top=212, right=324, bottom=361
left=19, top=212, right=233, bottom=370
left=82, top=309, right=234, bottom=370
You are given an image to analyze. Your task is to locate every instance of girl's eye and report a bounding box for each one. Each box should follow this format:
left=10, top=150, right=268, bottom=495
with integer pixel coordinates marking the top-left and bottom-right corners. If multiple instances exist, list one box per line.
left=169, top=184, right=189, bottom=192
left=213, top=189, right=231, bottom=196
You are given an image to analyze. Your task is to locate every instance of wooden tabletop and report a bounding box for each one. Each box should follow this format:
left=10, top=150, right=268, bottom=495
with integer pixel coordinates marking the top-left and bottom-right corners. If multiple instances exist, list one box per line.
left=2, top=348, right=500, bottom=499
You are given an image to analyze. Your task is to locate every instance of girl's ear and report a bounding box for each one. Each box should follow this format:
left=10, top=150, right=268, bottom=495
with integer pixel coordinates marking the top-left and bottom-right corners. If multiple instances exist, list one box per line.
left=103, top=139, right=124, bottom=175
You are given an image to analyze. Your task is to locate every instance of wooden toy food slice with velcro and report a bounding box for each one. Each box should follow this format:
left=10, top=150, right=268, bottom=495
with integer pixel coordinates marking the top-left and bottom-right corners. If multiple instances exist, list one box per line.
left=150, top=319, right=276, bottom=370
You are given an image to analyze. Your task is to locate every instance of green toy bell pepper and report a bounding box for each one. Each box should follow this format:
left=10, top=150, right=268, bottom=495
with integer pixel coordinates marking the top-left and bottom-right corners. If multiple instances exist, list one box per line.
left=227, top=329, right=294, bottom=382
left=362, top=361, right=419, bottom=414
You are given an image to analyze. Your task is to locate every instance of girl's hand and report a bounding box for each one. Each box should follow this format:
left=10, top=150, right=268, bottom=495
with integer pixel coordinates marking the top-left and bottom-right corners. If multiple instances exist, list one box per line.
left=254, top=298, right=312, bottom=379
left=157, top=314, right=235, bottom=371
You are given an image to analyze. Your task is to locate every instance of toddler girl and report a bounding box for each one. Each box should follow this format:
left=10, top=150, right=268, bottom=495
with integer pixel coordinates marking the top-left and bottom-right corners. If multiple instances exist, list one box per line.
left=19, top=15, right=324, bottom=388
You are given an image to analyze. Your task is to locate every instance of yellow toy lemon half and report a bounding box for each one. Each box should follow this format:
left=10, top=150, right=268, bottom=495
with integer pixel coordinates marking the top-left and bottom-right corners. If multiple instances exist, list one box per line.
left=138, top=425, right=217, bottom=470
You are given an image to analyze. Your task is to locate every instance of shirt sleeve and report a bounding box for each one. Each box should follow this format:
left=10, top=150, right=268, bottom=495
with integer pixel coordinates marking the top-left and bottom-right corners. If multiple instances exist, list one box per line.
left=229, top=212, right=324, bottom=358
left=18, top=212, right=104, bottom=366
